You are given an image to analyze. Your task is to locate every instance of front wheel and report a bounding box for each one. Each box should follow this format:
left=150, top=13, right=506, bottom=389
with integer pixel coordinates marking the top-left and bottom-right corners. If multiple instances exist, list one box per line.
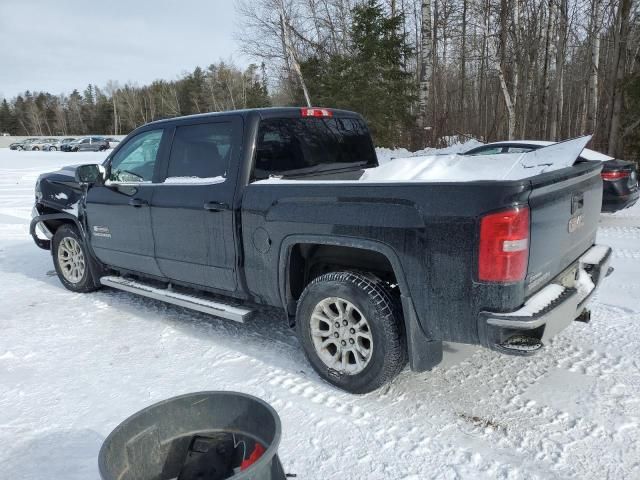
left=296, top=272, right=406, bottom=394
left=49, top=146, right=57, bottom=151
left=52, top=225, right=100, bottom=293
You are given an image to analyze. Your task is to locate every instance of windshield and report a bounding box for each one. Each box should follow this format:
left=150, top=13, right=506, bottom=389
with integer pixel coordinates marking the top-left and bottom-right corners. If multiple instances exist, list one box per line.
left=254, top=117, right=377, bottom=179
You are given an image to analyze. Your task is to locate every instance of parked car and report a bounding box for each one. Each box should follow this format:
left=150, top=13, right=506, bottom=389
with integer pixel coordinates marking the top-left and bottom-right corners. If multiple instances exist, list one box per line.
left=62, top=136, right=109, bottom=152
left=104, top=137, right=121, bottom=149
left=9, top=138, right=39, bottom=150
left=31, top=107, right=612, bottom=393
left=44, top=138, right=76, bottom=151
left=24, top=138, right=58, bottom=151
left=463, top=140, right=639, bottom=212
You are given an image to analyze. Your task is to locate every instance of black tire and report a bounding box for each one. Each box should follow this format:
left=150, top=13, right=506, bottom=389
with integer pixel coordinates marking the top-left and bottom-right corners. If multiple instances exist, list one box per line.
left=32, top=147, right=39, bottom=151
left=296, top=271, right=406, bottom=394
left=52, top=224, right=100, bottom=293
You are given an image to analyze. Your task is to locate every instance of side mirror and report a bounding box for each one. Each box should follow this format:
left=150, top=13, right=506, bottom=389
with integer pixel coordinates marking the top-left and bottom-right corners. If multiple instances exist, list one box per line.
left=75, top=164, right=105, bottom=185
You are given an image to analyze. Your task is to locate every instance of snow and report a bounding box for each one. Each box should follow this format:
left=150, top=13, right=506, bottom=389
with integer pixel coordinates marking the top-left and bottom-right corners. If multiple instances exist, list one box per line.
left=363, top=136, right=594, bottom=182
left=256, top=137, right=598, bottom=185
left=2, top=149, right=640, bottom=479
left=163, top=176, right=225, bottom=185
left=581, top=244, right=611, bottom=265
left=501, top=284, right=566, bottom=317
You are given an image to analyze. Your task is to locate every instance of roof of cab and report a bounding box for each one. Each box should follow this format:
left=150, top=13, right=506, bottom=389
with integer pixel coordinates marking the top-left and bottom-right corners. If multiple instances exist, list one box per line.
left=145, top=107, right=362, bottom=127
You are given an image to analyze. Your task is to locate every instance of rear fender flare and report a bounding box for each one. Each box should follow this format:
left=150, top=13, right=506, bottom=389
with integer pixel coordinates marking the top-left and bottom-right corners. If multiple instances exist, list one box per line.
left=278, top=234, right=442, bottom=371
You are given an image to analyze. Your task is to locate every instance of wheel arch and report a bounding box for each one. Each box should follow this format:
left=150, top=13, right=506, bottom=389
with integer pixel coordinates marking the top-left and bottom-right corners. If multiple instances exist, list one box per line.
left=278, top=235, right=410, bottom=318
left=278, top=235, right=443, bottom=372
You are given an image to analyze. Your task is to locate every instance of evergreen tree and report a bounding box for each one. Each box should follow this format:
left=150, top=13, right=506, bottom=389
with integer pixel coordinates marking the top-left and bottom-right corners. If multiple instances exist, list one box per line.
left=300, top=0, right=415, bottom=147
left=0, top=99, right=17, bottom=134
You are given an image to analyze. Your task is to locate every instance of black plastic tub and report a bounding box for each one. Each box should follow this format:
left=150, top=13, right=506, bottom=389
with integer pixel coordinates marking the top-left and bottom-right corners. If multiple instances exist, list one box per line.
left=98, top=391, right=284, bottom=480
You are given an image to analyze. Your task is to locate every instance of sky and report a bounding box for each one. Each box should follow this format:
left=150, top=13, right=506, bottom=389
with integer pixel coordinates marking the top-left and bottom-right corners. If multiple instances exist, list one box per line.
left=0, top=0, right=247, bottom=99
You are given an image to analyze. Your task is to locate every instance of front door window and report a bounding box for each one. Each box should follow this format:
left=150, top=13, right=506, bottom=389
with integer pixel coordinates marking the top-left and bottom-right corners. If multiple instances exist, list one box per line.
left=108, top=130, right=163, bottom=183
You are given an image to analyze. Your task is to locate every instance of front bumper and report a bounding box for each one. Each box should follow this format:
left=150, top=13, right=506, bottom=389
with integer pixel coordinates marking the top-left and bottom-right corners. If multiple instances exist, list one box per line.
left=480, top=245, right=612, bottom=355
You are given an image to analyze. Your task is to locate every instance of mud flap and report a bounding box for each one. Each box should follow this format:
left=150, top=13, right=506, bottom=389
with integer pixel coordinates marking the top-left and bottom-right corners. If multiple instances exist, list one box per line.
left=401, top=295, right=443, bottom=372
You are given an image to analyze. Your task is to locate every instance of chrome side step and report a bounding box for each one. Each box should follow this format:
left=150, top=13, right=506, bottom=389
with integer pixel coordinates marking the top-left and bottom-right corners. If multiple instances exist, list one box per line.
left=100, top=276, right=252, bottom=323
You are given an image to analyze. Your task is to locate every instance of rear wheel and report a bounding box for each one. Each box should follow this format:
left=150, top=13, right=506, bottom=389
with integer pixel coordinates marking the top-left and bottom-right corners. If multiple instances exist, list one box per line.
left=49, top=146, right=57, bottom=151
left=296, top=272, right=406, bottom=394
left=52, top=225, right=100, bottom=293
left=32, top=146, right=39, bottom=151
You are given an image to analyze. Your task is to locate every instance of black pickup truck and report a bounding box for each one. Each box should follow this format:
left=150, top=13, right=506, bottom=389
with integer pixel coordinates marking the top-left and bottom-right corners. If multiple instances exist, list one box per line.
left=31, top=107, right=612, bottom=393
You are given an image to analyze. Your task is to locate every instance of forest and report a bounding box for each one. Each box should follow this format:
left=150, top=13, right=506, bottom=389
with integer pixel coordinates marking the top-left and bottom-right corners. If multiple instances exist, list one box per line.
left=1, top=0, right=638, bottom=158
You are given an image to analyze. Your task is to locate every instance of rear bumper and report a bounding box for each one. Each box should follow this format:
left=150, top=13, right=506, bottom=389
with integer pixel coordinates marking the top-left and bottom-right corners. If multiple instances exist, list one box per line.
left=480, top=245, right=612, bottom=355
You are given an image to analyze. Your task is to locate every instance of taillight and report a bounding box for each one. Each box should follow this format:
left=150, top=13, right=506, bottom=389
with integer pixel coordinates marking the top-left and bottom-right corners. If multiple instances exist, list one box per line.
left=601, top=170, right=630, bottom=181
left=478, top=207, right=530, bottom=282
left=301, top=107, right=333, bottom=118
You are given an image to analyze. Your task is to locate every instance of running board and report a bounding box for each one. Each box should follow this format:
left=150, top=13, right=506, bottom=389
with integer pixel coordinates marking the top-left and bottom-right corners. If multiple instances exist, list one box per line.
left=100, top=276, right=252, bottom=323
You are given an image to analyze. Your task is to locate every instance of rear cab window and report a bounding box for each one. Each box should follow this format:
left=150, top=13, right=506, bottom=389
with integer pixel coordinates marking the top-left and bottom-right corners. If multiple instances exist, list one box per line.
left=253, top=116, right=377, bottom=180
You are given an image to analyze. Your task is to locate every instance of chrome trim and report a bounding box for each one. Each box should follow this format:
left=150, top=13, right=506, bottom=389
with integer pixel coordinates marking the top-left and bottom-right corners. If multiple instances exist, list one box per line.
left=99, top=276, right=251, bottom=322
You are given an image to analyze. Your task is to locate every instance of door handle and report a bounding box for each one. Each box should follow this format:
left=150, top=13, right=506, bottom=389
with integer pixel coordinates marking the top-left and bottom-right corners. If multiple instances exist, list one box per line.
left=128, top=198, right=148, bottom=207
left=204, top=202, right=229, bottom=212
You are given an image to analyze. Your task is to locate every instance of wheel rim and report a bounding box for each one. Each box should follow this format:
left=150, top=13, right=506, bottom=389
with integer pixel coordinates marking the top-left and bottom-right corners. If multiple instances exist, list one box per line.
left=57, top=236, right=85, bottom=284
left=310, top=297, right=373, bottom=375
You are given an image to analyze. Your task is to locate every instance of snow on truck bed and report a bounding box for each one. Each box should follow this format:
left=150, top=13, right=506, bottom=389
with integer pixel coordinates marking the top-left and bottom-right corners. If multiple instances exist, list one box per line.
left=2, top=148, right=640, bottom=479
left=256, top=136, right=601, bottom=184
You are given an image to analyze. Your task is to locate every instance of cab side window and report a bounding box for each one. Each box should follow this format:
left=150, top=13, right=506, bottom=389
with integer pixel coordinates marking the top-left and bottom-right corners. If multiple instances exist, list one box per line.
left=165, top=122, right=233, bottom=180
left=109, top=129, right=163, bottom=183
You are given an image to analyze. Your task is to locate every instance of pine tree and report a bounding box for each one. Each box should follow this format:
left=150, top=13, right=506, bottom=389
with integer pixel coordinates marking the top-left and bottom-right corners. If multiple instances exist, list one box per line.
left=301, top=0, right=415, bottom=147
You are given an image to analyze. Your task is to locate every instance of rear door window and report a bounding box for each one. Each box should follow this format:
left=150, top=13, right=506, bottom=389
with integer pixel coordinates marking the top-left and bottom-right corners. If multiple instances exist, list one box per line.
left=165, top=122, right=234, bottom=182
left=254, top=117, right=377, bottom=179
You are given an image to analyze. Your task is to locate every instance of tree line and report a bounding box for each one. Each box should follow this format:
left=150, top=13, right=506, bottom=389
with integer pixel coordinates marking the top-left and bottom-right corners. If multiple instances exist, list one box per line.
left=1, top=0, right=638, bottom=158
left=238, top=0, right=639, bottom=157
left=0, top=61, right=269, bottom=138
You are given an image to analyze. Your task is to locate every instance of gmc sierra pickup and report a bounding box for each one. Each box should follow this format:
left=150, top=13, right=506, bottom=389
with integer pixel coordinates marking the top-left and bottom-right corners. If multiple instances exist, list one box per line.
left=31, top=107, right=612, bottom=393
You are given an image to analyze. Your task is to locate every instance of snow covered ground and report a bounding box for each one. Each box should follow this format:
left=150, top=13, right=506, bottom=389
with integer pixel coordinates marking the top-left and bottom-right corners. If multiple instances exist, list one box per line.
left=1, top=149, right=639, bottom=479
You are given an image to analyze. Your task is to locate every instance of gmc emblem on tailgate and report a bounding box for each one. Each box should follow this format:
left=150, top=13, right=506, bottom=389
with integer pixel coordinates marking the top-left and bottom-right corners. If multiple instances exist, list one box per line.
left=569, top=192, right=585, bottom=233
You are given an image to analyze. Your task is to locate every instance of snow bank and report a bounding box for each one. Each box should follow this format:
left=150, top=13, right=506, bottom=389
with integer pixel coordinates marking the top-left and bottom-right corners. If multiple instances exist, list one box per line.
left=375, top=138, right=483, bottom=165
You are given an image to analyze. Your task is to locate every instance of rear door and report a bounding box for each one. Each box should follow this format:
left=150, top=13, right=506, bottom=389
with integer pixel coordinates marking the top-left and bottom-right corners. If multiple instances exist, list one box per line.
left=85, top=128, right=167, bottom=277
left=150, top=117, right=242, bottom=292
left=525, top=163, right=603, bottom=296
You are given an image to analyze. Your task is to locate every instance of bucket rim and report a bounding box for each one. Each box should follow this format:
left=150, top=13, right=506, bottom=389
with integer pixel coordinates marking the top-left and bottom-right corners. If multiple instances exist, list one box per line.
left=98, top=391, right=282, bottom=480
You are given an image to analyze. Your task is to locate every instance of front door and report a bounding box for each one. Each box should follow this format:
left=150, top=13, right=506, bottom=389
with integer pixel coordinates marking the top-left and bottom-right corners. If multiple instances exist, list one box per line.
left=85, top=128, right=166, bottom=277
left=150, top=118, right=241, bottom=292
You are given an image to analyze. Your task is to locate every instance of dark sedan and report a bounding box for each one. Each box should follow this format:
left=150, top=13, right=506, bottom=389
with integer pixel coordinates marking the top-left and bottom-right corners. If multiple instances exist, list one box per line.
left=463, top=140, right=639, bottom=213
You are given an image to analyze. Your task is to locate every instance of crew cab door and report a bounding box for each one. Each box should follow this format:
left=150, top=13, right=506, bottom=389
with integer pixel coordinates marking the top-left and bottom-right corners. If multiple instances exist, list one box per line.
left=150, top=117, right=241, bottom=292
left=85, top=128, right=167, bottom=277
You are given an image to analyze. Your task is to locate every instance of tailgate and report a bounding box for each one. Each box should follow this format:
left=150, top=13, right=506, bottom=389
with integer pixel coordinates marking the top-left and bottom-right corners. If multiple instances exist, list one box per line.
left=525, top=162, right=603, bottom=296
